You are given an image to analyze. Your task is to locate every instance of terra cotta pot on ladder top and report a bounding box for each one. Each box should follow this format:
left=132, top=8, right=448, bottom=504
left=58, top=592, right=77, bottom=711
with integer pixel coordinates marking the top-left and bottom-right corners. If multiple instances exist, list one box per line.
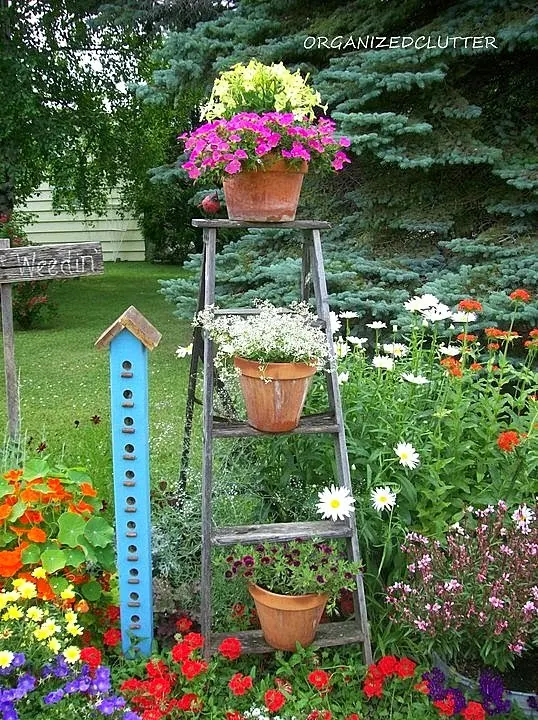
left=222, top=157, right=308, bottom=222
left=233, top=356, right=317, bottom=432
left=248, top=583, right=329, bottom=651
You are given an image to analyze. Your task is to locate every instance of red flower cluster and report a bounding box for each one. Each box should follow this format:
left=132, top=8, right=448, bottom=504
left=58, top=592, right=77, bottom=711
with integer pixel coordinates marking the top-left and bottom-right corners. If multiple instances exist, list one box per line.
left=457, top=299, right=483, bottom=312
left=496, top=430, right=522, bottom=452
left=228, top=672, right=253, bottom=696
left=363, top=655, right=417, bottom=699
left=218, top=636, right=242, bottom=660
left=264, top=688, right=287, bottom=712
left=440, top=357, right=463, bottom=377
left=307, top=668, right=330, bottom=690
left=509, top=289, right=531, bottom=303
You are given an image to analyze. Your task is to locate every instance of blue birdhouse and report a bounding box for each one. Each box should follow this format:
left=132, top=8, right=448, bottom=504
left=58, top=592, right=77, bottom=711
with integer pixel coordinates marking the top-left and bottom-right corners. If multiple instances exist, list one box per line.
left=96, top=306, right=162, bottom=657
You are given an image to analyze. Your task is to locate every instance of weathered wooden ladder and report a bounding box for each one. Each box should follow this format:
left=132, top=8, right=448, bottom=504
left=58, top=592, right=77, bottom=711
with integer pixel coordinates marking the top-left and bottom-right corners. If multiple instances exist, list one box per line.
left=182, top=219, right=372, bottom=663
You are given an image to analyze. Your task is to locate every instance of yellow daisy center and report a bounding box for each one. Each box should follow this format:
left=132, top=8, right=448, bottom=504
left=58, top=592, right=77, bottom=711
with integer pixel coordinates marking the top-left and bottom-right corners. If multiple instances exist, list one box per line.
left=330, top=498, right=341, bottom=508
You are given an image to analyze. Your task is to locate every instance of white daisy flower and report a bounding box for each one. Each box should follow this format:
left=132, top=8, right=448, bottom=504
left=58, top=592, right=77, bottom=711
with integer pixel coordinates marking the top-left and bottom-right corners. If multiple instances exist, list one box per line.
left=451, top=311, right=477, bottom=323
left=347, top=336, right=368, bottom=347
left=404, top=294, right=440, bottom=312
left=337, top=371, right=349, bottom=385
left=366, top=321, right=387, bottom=329
left=512, top=504, right=535, bottom=532
left=421, top=304, right=453, bottom=322
left=383, top=342, right=409, bottom=357
left=371, top=486, right=397, bottom=513
left=317, top=484, right=355, bottom=521
left=334, top=338, right=350, bottom=358
left=175, top=343, right=193, bottom=358
left=438, top=344, right=461, bottom=357
left=401, top=373, right=430, bottom=385
left=394, top=441, right=420, bottom=469
left=329, top=311, right=341, bottom=334
left=339, top=310, right=359, bottom=319
left=372, top=355, right=394, bottom=370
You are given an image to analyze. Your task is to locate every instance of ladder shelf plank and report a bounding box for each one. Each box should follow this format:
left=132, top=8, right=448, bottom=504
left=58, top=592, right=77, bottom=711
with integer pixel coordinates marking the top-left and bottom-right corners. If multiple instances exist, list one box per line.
left=210, top=622, right=365, bottom=655
left=192, top=219, right=331, bottom=230
left=213, top=413, right=339, bottom=438
left=212, top=520, right=352, bottom=546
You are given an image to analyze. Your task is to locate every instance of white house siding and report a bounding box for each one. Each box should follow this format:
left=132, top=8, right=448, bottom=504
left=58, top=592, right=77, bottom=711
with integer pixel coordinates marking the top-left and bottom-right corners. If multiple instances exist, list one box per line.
left=16, top=185, right=145, bottom=262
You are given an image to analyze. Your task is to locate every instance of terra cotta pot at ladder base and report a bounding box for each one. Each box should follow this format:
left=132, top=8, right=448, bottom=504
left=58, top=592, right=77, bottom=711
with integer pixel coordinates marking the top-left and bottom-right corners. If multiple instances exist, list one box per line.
left=248, top=583, right=328, bottom=651
left=222, top=158, right=308, bottom=222
left=233, top=356, right=317, bottom=432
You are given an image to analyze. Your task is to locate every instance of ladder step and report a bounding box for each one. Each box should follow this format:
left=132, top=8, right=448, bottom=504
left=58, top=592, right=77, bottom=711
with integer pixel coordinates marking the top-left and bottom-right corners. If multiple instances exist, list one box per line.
left=210, top=621, right=364, bottom=655
left=212, top=520, right=351, bottom=546
left=213, top=413, right=339, bottom=438
left=192, top=219, right=331, bottom=230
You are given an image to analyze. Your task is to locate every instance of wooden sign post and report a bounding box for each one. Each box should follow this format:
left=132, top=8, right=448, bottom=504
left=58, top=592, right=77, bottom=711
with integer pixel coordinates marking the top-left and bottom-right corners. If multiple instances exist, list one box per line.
left=0, top=241, right=104, bottom=439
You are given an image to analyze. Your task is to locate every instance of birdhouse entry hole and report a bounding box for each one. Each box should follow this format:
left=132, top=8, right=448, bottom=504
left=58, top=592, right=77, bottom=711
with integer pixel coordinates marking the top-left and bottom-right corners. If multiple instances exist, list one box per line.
left=122, top=360, right=132, bottom=370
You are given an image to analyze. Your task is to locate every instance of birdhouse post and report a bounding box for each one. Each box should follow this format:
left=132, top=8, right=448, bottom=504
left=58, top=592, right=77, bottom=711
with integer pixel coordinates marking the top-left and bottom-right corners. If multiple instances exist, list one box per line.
left=96, top=306, right=162, bottom=657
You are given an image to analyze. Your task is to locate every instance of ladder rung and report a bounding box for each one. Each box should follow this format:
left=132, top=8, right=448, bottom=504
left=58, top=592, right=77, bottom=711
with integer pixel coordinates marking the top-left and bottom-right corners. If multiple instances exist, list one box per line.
left=210, top=621, right=364, bottom=655
left=212, top=520, right=352, bottom=546
left=192, top=219, right=331, bottom=230
left=213, top=413, right=339, bottom=438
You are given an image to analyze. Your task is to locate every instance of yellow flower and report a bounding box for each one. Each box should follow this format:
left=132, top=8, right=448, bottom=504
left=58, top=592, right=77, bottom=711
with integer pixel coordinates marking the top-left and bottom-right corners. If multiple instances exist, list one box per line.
left=64, top=611, right=77, bottom=624
left=60, top=586, right=75, bottom=600
left=27, top=606, right=44, bottom=622
left=4, top=591, right=20, bottom=603
left=65, top=622, right=83, bottom=637
left=0, top=650, right=14, bottom=669
left=63, top=646, right=81, bottom=663
left=0, top=594, right=8, bottom=610
left=34, top=619, right=59, bottom=640
left=32, top=567, right=47, bottom=579
left=17, top=580, right=37, bottom=600
left=34, top=627, right=49, bottom=641
left=48, top=638, right=61, bottom=653
left=12, top=579, right=24, bottom=588
left=3, top=606, right=23, bottom=620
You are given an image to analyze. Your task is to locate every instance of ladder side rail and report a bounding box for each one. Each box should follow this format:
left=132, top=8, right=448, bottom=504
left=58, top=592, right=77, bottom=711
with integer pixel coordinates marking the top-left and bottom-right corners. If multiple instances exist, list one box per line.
left=200, top=228, right=217, bottom=657
left=309, top=229, right=373, bottom=665
left=179, top=251, right=206, bottom=491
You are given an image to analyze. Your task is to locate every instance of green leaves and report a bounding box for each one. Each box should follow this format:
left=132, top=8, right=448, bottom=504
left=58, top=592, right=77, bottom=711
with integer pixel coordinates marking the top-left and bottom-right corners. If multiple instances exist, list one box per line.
left=57, top=512, right=86, bottom=548
left=41, top=547, right=67, bottom=573
left=83, top=517, right=115, bottom=548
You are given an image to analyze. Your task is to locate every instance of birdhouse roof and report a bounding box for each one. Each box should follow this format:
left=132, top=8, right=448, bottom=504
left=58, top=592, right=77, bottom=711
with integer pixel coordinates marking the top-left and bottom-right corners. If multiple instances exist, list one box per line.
left=95, top=306, right=162, bottom=351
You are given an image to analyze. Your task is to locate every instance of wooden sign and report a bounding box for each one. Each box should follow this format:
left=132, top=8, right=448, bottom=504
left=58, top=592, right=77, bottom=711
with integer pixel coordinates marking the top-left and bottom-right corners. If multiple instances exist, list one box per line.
left=0, top=240, right=104, bottom=440
left=0, top=242, right=103, bottom=283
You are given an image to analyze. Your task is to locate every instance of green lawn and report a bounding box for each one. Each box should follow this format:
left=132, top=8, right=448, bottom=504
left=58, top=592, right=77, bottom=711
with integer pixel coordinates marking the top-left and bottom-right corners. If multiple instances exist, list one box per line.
left=0, top=262, right=195, bottom=500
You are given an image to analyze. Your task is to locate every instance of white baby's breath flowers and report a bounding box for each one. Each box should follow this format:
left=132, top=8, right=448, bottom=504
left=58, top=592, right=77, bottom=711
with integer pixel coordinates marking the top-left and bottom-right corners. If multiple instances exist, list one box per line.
left=451, top=311, right=477, bottom=323
left=175, top=343, right=193, bottom=358
left=438, top=344, right=461, bottom=357
left=347, top=336, right=368, bottom=347
left=401, top=372, right=429, bottom=385
left=372, top=355, right=394, bottom=370
left=394, top=441, right=420, bottom=469
left=317, top=484, right=355, bottom=521
left=337, top=371, right=349, bottom=385
left=366, top=321, right=387, bottom=329
left=371, top=486, right=397, bottom=513
left=383, top=342, right=409, bottom=357
left=340, top=310, right=358, bottom=319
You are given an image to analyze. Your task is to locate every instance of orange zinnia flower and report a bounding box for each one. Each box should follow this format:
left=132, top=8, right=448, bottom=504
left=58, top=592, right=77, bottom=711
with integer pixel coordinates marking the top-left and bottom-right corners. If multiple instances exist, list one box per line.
left=497, top=430, right=521, bottom=452
left=456, top=333, right=478, bottom=343
left=27, top=527, right=47, bottom=543
left=509, top=289, right=531, bottom=303
left=457, top=299, right=483, bottom=312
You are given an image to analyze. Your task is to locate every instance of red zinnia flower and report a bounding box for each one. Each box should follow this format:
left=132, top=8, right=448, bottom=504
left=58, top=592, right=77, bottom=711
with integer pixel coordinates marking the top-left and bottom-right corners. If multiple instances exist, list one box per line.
left=456, top=333, right=478, bottom=343
left=307, top=711, right=332, bottom=720
left=461, top=701, right=486, bottom=720
left=307, top=668, right=330, bottom=690
left=146, top=659, right=170, bottom=678
left=509, top=289, right=531, bottom=303
left=487, top=342, right=500, bottom=350
left=458, top=299, right=483, bottom=312
left=218, top=636, right=242, bottom=660
left=485, top=327, right=502, bottom=338
left=228, top=672, right=253, bottom=696
left=171, top=641, right=192, bottom=663
left=395, top=657, right=416, bottom=678
left=470, top=362, right=483, bottom=371
left=376, top=655, right=398, bottom=677
left=148, top=677, right=172, bottom=699
left=345, top=715, right=361, bottom=720
left=433, top=696, right=456, bottom=716
left=102, top=628, right=121, bottom=647
left=175, top=615, right=193, bottom=633
left=414, top=680, right=429, bottom=694
left=180, top=658, right=208, bottom=680
left=497, top=430, right=521, bottom=452
left=264, top=689, right=286, bottom=712
left=226, top=713, right=243, bottom=720
left=183, top=631, right=204, bottom=650
left=105, top=605, right=121, bottom=623
left=80, top=646, right=102, bottom=670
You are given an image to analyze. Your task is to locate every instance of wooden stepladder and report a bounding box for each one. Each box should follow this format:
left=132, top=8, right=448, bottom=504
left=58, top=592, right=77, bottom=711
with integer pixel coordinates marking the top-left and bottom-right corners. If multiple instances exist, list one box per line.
left=184, top=219, right=372, bottom=663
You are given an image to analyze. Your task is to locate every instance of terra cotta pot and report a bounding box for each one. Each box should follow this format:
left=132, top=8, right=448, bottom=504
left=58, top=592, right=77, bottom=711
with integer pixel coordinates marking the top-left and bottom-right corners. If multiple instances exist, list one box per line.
left=248, top=583, right=328, bottom=651
left=233, top=356, right=316, bottom=432
left=223, top=158, right=308, bottom=222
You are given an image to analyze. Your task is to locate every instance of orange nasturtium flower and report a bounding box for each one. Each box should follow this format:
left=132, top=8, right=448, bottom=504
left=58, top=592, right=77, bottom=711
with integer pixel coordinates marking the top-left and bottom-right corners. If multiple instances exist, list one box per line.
left=0, top=503, right=12, bottom=521
left=0, top=547, right=24, bottom=577
left=80, top=483, right=97, bottom=498
left=26, top=527, right=47, bottom=543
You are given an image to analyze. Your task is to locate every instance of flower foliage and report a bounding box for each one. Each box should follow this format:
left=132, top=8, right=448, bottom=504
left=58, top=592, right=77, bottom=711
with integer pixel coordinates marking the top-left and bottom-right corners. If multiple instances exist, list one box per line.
left=200, top=59, right=325, bottom=121
left=220, top=539, right=360, bottom=609
left=0, top=461, right=115, bottom=602
left=386, top=501, right=538, bottom=671
left=181, top=112, right=350, bottom=183
left=194, top=300, right=329, bottom=368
